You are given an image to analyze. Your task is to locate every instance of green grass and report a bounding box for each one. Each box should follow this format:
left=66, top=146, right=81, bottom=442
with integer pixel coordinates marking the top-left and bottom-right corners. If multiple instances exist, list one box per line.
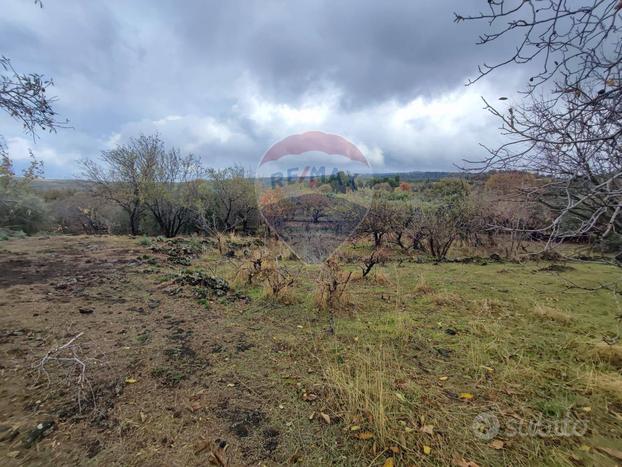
left=198, top=242, right=622, bottom=466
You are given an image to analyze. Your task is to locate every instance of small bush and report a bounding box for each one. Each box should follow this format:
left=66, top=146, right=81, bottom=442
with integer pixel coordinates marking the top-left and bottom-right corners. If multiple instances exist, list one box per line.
left=138, top=236, right=152, bottom=246
left=261, top=258, right=298, bottom=304
left=314, top=258, right=352, bottom=312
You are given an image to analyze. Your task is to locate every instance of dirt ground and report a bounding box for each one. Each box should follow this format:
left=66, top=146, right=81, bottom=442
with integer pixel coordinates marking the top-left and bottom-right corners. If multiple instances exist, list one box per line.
left=0, top=235, right=331, bottom=466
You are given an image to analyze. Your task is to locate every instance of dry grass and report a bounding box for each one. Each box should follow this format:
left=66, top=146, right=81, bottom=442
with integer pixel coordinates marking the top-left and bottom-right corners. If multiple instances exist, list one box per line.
left=472, top=297, right=505, bottom=314
left=591, top=342, right=622, bottom=369
left=323, top=348, right=397, bottom=447
left=260, top=259, right=298, bottom=304
left=413, top=276, right=434, bottom=295
left=372, top=270, right=391, bottom=285
left=584, top=371, right=622, bottom=402
left=532, top=304, right=574, bottom=324
left=430, top=291, right=462, bottom=307
left=233, top=248, right=268, bottom=286
left=314, top=259, right=352, bottom=312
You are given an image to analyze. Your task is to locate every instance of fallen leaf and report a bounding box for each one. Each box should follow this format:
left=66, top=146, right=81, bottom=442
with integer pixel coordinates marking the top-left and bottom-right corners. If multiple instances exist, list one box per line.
left=579, top=444, right=591, bottom=452
left=320, top=412, right=331, bottom=425
left=489, top=440, right=504, bottom=450
left=194, top=440, right=210, bottom=454
left=423, top=445, right=432, bottom=455
left=452, top=457, right=480, bottom=467
left=302, top=393, right=318, bottom=402
left=125, top=378, right=138, bottom=384
left=383, top=457, right=395, bottom=467
left=580, top=406, right=591, bottom=413
left=350, top=425, right=361, bottom=432
left=389, top=446, right=400, bottom=454
left=140, top=411, right=146, bottom=422
left=190, top=402, right=201, bottom=412
left=439, top=376, right=449, bottom=381
left=420, top=424, right=434, bottom=435
left=459, top=392, right=474, bottom=400
left=596, top=446, right=622, bottom=461
left=356, top=431, right=374, bottom=440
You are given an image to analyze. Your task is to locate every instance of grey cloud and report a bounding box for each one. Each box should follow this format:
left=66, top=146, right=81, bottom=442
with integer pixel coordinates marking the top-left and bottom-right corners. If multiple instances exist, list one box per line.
left=0, top=0, right=532, bottom=176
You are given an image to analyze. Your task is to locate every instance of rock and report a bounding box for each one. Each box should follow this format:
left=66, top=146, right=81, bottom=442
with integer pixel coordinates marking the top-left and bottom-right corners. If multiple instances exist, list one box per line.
left=23, top=420, right=54, bottom=448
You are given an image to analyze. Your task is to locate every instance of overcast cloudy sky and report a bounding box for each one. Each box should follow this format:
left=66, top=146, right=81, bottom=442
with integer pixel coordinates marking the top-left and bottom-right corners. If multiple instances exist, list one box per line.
left=1, top=0, right=529, bottom=178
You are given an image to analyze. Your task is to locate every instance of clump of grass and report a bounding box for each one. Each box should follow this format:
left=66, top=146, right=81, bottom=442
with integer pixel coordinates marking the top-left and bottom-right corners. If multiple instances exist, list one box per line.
left=591, top=342, right=622, bottom=369
left=371, top=269, right=391, bottom=285
left=323, top=348, right=401, bottom=446
left=584, top=371, right=622, bottom=402
left=137, top=236, right=152, bottom=246
left=474, top=298, right=504, bottom=314
left=430, top=291, right=462, bottom=307
left=532, top=304, right=573, bottom=324
left=413, top=276, right=434, bottom=295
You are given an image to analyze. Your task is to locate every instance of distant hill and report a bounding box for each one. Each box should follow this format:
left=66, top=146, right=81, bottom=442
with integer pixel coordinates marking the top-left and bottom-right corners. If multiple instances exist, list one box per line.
left=28, top=171, right=465, bottom=193
left=29, top=179, right=92, bottom=192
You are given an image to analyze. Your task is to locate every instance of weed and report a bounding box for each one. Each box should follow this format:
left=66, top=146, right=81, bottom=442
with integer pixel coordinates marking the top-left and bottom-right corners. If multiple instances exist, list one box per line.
left=138, top=236, right=152, bottom=246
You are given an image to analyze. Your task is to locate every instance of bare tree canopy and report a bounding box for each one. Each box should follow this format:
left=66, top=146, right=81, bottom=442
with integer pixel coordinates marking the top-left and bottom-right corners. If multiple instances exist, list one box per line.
left=81, top=134, right=164, bottom=235
left=0, top=57, right=62, bottom=140
left=144, top=148, right=204, bottom=238
left=457, top=0, right=622, bottom=251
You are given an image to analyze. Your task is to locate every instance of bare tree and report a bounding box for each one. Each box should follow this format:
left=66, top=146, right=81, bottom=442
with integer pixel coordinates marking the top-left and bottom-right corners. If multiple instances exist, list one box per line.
left=144, top=149, right=204, bottom=238
left=360, top=248, right=389, bottom=278
left=457, top=0, right=622, bottom=252
left=81, top=134, right=162, bottom=235
left=199, top=166, right=258, bottom=234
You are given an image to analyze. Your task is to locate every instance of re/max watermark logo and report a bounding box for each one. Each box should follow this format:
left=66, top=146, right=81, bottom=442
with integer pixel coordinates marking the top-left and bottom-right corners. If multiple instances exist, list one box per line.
left=270, top=165, right=360, bottom=191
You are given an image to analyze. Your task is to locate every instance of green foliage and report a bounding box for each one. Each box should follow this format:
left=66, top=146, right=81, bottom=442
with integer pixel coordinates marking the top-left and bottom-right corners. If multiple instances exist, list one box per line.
left=0, top=153, right=49, bottom=234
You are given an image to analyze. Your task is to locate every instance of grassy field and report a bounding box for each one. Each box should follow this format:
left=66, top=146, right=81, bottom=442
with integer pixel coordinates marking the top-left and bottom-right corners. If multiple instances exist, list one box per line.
left=0, top=235, right=621, bottom=466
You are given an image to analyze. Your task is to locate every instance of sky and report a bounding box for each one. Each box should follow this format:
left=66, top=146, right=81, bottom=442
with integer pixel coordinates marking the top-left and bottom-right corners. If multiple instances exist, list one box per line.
left=0, top=0, right=531, bottom=179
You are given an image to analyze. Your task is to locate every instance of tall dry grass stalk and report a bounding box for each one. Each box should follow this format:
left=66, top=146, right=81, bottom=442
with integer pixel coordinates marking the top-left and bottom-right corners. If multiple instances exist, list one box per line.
left=323, top=348, right=397, bottom=446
